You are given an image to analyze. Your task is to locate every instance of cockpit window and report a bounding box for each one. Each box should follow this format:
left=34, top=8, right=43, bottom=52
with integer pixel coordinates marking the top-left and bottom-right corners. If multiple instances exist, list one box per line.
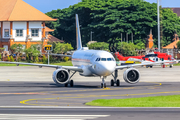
left=96, top=58, right=115, bottom=61
left=96, top=58, right=100, bottom=61
left=101, top=58, right=106, bottom=61
left=107, top=58, right=111, bottom=61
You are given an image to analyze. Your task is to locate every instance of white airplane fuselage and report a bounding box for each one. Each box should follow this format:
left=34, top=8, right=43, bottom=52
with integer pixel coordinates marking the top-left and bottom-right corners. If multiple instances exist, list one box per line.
left=72, top=49, right=116, bottom=77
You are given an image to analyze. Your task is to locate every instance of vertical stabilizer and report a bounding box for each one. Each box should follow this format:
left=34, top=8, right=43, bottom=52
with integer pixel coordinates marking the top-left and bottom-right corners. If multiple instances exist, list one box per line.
left=76, top=14, right=82, bottom=50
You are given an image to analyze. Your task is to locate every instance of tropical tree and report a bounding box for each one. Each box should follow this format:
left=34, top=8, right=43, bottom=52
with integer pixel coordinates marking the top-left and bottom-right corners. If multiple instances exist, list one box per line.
left=53, top=42, right=73, bottom=54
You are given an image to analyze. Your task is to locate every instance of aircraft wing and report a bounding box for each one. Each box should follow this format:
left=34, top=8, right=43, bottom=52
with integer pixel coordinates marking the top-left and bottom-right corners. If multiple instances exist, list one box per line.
left=0, top=61, right=83, bottom=72
left=115, top=61, right=172, bottom=70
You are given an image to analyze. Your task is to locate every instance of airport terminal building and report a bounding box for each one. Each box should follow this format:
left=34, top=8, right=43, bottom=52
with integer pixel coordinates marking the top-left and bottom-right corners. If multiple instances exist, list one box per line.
left=0, top=0, right=63, bottom=54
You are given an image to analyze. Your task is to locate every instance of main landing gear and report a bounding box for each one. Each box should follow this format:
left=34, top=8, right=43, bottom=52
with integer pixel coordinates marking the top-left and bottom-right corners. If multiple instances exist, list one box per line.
left=111, top=70, right=120, bottom=87
left=64, top=71, right=76, bottom=87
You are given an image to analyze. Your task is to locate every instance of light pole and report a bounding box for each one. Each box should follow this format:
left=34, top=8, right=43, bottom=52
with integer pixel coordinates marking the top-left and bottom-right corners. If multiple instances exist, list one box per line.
left=90, top=31, right=94, bottom=41
left=157, top=0, right=160, bottom=52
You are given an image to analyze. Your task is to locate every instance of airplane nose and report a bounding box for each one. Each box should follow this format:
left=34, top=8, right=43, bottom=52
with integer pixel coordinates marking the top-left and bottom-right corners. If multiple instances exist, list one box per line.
left=96, top=62, right=116, bottom=76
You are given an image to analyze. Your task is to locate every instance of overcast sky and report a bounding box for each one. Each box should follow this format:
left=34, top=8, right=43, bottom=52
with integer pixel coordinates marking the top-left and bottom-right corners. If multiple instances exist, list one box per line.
left=23, top=0, right=180, bottom=13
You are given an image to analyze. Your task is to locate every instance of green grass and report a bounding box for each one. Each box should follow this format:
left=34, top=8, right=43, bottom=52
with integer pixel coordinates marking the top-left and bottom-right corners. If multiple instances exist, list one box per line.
left=173, top=63, right=180, bottom=66
left=86, top=95, right=180, bottom=107
left=0, top=61, right=73, bottom=66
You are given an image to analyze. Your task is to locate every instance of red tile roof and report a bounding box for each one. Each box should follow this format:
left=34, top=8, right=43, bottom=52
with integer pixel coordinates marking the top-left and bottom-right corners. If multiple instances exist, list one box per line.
left=0, top=0, right=56, bottom=21
left=47, top=34, right=64, bottom=43
left=163, top=40, right=179, bottom=49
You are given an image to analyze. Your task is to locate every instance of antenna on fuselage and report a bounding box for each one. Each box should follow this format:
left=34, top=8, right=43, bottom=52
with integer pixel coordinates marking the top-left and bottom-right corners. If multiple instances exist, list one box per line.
left=76, top=14, right=82, bottom=50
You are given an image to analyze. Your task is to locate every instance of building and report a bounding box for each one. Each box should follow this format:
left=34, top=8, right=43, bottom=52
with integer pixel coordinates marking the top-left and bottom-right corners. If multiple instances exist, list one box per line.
left=163, top=31, right=179, bottom=58
left=0, top=0, right=62, bottom=54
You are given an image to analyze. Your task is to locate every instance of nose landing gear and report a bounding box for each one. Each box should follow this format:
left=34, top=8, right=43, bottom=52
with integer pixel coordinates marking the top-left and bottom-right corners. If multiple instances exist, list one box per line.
left=101, top=77, right=106, bottom=88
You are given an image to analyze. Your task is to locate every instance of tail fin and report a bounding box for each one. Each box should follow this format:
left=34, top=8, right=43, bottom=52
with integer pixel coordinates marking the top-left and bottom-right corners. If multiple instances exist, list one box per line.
left=76, top=14, right=82, bottom=50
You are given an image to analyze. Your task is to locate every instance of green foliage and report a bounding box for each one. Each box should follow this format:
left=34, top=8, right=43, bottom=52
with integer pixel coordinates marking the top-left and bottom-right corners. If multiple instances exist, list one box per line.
left=63, top=57, right=69, bottom=62
left=10, top=44, right=24, bottom=61
left=7, top=56, right=10, bottom=61
left=24, top=45, right=40, bottom=62
left=0, top=54, right=2, bottom=60
left=87, top=42, right=109, bottom=50
left=177, top=41, right=180, bottom=49
left=53, top=42, right=73, bottom=53
left=10, top=56, right=14, bottom=62
left=35, top=56, right=39, bottom=62
left=42, top=55, right=47, bottom=63
left=46, top=0, right=180, bottom=49
left=17, top=57, right=21, bottom=62
left=26, top=54, right=29, bottom=61
left=115, top=42, right=138, bottom=56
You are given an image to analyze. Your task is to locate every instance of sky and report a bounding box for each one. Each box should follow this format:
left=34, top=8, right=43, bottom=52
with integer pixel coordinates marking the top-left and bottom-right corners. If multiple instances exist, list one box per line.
left=24, top=0, right=180, bottom=13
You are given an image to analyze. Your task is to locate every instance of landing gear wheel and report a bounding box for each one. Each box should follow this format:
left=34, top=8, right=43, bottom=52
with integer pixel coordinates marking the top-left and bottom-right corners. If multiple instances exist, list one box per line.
left=101, top=83, right=106, bottom=88
left=64, top=83, right=68, bottom=87
left=104, top=83, right=106, bottom=88
left=170, top=65, right=172, bottom=68
left=111, top=79, right=114, bottom=86
left=70, top=80, right=74, bottom=87
left=150, top=66, right=153, bottom=68
left=101, top=83, right=103, bottom=88
left=116, top=79, right=120, bottom=86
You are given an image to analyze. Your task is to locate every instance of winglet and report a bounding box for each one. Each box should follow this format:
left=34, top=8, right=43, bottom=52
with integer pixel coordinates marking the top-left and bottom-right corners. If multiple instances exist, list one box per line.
left=76, top=14, right=82, bottom=50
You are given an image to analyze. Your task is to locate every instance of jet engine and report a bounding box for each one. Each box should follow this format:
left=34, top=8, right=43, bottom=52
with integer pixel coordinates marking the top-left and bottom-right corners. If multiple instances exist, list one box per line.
left=52, top=69, right=70, bottom=85
left=123, top=68, right=140, bottom=84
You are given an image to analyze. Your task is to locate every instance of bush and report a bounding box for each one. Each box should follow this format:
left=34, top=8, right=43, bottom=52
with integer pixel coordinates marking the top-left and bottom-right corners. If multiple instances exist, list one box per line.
left=17, top=57, right=21, bottom=62
left=7, top=56, right=10, bottom=61
left=10, top=56, right=14, bottom=62
left=26, top=54, right=29, bottom=61
left=42, top=55, right=46, bottom=63
left=63, top=57, right=69, bottom=62
left=35, top=56, right=39, bottom=62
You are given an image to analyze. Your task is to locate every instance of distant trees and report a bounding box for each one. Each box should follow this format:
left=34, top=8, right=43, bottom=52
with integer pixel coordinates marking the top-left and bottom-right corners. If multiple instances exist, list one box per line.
left=46, top=0, right=180, bottom=50
left=87, top=42, right=109, bottom=51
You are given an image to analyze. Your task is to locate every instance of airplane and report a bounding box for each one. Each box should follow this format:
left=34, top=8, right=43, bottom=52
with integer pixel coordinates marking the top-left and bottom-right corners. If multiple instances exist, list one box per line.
left=0, top=14, right=171, bottom=88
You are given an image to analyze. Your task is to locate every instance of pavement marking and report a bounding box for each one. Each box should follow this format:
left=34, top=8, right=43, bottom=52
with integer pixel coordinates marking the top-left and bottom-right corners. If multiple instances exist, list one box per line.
left=20, top=90, right=180, bottom=106
left=0, top=114, right=109, bottom=120
left=0, top=82, right=162, bottom=95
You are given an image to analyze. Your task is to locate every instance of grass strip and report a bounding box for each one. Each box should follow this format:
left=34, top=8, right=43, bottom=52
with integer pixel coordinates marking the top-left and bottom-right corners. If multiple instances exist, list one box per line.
left=86, top=95, right=180, bottom=107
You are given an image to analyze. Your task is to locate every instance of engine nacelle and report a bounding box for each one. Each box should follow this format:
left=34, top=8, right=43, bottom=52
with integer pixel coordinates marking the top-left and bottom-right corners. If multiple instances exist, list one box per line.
left=52, top=69, right=70, bottom=85
left=123, top=68, right=140, bottom=84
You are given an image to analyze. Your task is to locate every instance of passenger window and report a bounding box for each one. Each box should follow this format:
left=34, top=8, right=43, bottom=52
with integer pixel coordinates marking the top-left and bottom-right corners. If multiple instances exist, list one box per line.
left=101, top=58, right=106, bottom=61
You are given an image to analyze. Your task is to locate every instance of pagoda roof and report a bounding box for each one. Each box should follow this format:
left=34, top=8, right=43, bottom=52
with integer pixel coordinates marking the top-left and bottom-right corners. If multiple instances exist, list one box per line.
left=163, top=40, right=179, bottom=49
left=0, top=0, right=56, bottom=21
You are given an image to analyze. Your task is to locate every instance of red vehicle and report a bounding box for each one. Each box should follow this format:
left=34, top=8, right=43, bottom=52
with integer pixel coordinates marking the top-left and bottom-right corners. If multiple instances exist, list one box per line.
left=115, top=51, right=175, bottom=67
left=114, top=52, right=144, bottom=64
